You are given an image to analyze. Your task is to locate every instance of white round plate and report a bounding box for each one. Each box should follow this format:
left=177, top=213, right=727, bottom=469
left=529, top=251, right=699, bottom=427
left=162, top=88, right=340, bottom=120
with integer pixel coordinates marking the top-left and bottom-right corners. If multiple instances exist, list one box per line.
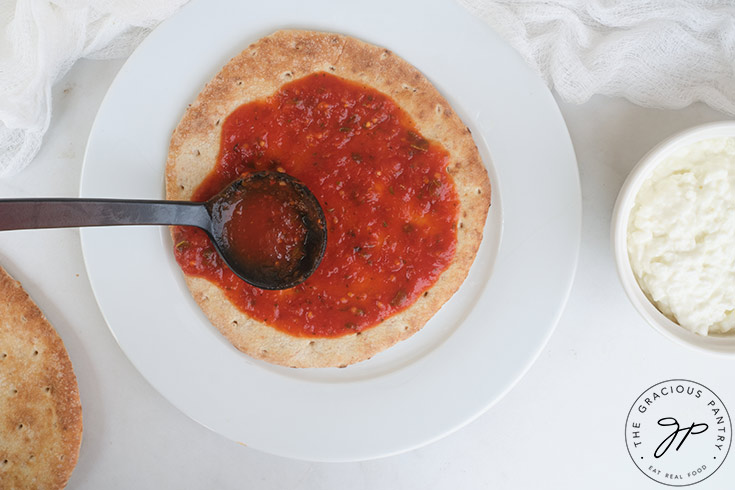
left=80, top=0, right=580, bottom=461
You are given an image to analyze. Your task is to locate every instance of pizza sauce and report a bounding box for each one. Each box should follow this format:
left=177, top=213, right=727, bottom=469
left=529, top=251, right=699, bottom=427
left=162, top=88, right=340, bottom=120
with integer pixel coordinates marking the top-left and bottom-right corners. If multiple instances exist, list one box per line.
left=173, top=72, right=460, bottom=337
left=209, top=172, right=321, bottom=288
left=220, top=183, right=308, bottom=272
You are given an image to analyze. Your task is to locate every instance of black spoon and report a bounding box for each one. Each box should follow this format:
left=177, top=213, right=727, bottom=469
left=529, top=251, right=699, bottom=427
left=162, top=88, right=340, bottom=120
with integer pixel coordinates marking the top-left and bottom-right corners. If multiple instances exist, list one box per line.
left=0, top=171, right=327, bottom=290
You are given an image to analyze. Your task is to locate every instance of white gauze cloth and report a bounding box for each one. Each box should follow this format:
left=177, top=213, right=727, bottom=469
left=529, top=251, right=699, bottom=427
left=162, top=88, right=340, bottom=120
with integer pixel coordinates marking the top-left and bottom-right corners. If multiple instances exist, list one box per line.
left=459, top=0, right=735, bottom=115
left=0, top=0, right=187, bottom=177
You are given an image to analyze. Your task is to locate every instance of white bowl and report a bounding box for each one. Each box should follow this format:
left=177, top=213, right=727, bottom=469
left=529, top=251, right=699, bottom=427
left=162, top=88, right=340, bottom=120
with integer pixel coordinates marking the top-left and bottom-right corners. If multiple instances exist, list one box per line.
left=612, top=121, right=735, bottom=355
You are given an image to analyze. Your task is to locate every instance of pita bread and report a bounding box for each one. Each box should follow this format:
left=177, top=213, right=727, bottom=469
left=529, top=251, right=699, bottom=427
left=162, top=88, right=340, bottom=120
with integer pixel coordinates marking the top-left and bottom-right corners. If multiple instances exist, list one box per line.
left=167, top=30, right=491, bottom=367
left=0, top=267, right=82, bottom=489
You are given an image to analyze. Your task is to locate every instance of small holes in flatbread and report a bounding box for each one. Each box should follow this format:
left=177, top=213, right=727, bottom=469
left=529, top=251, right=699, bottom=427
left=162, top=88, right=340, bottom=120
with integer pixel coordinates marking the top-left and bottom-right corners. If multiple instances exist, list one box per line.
left=215, top=119, right=221, bottom=126
left=459, top=222, right=464, bottom=229
left=0, top=266, right=83, bottom=486
left=237, top=80, right=243, bottom=86
left=423, top=291, right=429, bottom=297
left=308, top=340, right=315, bottom=346
left=231, top=320, right=238, bottom=328
left=477, top=188, right=482, bottom=195
left=328, top=66, right=336, bottom=72
left=435, top=105, right=443, bottom=115
left=282, top=71, right=293, bottom=81
left=195, top=149, right=201, bottom=156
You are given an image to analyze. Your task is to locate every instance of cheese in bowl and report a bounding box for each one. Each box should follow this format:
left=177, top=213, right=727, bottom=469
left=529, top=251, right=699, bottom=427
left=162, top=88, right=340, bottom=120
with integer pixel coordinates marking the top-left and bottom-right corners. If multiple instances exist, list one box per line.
left=627, top=136, right=735, bottom=336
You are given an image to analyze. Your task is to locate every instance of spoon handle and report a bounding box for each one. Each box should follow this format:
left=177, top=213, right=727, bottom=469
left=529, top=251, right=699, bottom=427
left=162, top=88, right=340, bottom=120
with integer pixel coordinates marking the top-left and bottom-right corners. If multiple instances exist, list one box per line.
left=0, top=199, right=211, bottom=232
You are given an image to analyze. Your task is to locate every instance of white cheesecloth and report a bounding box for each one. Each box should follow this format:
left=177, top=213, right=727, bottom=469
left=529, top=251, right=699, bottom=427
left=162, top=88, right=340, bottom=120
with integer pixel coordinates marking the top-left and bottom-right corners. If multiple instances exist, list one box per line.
left=0, top=0, right=187, bottom=177
left=458, top=0, right=735, bottom=114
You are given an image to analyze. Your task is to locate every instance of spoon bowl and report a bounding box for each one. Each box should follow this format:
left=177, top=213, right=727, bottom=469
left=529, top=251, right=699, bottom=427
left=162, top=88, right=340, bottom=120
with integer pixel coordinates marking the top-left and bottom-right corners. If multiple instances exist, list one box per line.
left=206, top=172, right=327, bottom=290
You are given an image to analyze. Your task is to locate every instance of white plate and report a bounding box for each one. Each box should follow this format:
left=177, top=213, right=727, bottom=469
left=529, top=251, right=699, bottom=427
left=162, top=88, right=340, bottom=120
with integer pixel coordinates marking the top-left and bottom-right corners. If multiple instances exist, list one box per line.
left=80, top=0, right=580, bottom=461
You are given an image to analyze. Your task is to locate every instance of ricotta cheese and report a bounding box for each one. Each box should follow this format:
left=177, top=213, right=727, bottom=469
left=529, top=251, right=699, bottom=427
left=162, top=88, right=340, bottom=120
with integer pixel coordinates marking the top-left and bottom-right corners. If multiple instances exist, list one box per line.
left=627, top=137, right=735, bottom=335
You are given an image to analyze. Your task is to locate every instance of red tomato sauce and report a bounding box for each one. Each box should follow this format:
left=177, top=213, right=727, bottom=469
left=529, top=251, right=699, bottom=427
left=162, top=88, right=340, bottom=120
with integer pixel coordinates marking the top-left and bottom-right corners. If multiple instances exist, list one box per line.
left=219, top=178, right=308, bottom=272
left=173, top=72, right=459, bottom=337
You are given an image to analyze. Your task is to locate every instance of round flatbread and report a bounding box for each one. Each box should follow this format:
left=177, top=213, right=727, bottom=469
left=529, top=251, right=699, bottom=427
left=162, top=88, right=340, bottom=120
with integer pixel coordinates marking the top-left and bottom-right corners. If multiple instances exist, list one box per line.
left=167, top=30, right=490, bottom=368
left=0, top=266, right=83, bottom=489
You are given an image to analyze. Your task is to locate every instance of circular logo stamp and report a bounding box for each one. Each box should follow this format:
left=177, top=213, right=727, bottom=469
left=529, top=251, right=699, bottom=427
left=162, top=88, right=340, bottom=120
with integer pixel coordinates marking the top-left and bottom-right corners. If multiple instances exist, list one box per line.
left=625, top=379, right=731, bottom=486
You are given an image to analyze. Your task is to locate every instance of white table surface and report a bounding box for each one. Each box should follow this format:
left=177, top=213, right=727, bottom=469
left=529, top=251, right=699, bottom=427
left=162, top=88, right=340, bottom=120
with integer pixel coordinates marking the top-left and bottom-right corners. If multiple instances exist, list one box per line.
left=1, top=50, right=733, bottom=489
